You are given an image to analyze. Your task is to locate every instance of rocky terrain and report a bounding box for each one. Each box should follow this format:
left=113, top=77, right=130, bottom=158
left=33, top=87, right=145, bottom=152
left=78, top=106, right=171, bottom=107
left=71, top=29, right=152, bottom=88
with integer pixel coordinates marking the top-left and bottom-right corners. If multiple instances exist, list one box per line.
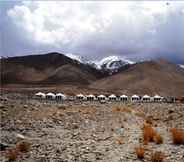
left=0, top=92, right=184, bottom=162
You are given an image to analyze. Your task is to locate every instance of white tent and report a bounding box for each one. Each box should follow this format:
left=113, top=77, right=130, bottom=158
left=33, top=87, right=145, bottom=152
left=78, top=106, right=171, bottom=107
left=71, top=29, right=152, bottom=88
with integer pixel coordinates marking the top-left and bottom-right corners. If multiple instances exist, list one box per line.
left=35, top=92, right=46, bottom=99
left=76, top=93, right=85, bottom=100
left=131, top=95, right=140, bottom=102
left=142, top=95, right=151, bottom=102
left=86, top=94, right=95, bottom=101
left=120, top=95, right=128, bottom=101
left=153, top=95, right=162, bottom=102
left=108, top=94, right=117, bottom=101
left=46, top=93, right=56, bottom=100
left=97, top=95, right=106, bottom=100
left=56, top=93, right=66, bottom=100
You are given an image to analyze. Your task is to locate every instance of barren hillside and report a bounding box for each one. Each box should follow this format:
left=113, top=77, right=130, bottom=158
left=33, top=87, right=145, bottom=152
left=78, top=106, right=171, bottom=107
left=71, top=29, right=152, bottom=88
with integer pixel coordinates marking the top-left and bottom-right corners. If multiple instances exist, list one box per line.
left=1, top=52, right=103, bottom=85
left=90, top=59, right=184, bottom=97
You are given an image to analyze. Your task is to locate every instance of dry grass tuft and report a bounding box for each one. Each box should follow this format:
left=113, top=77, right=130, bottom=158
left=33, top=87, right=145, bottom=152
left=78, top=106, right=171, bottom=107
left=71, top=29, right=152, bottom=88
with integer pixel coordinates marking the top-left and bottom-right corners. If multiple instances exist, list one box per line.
left=142, top=122, right=163, bottom=145
left=170, top=128, right=184, bottom=145
left=112, top=106, right=121, bottom=112
left=122, top=106, right=132, bottom=113
left=116, top=137, right=124, bottom=145
left=153, top=133, right=163, bottom=144
left=135, top=146, right=145, bottom=159
left=135, top=111, right=146, bottom=118
left=5, top=148, right=19, bottom=161
left=16, top=140, right=31, bottom=153
left=112, top=105, right=132, bottom=113
left=143, top=123, right=156, bottom=145
left=4, top=140, right=31, bottom=161
left=145, top=116, right=153, bottom=125
left=151, top=151, right=165, bottom=162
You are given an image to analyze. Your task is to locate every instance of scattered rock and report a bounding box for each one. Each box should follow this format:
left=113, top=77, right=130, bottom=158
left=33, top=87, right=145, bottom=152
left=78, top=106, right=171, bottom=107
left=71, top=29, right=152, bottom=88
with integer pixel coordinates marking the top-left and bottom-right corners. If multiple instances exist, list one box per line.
left=115, top=128, right=124, bottom=135
left=16, top=134, right=26, bottom=141
left=168, top=109, right=174, bottom=114
left=71, top=123, right=79, bottom=129
left=0, top=103, right=5, bottom=108
left=23, top=105, right=28, bottom=108
left=0, top=142, right=9, bottom=151
left=1, top=95, right=184, bottom=162
left=16, top=140, right=31, bottom=153
left=57, top=104, right=67, bottom=110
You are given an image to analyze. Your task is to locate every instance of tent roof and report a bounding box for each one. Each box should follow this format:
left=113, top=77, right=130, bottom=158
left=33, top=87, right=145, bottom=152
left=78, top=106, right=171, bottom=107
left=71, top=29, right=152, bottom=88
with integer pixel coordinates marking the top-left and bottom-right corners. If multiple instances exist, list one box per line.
left=76, top=94, right=84, bottom=97
left=56, top=93, right=65, bottom=97
left=35, top=92, right=45, bottom=96
left=87, top=94, right=95, bottom=97
left=109, top=94, right=116, bottom=98
left=154, top=95, right=161, bottom=98
left=120, top=95, right=128, bottom=98
left=98, top=95, right=106, bottom=98
left=132, top=95, right=139, bottom=98
left=46, top=92, right=55, bottom=96
left=143, top=95, right=150, bottom=98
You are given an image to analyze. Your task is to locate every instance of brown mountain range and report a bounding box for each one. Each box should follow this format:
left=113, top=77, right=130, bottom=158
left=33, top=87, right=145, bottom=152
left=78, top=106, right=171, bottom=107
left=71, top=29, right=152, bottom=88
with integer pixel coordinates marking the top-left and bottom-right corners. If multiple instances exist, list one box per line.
left=0, top=52, right=104, bottom=85
left=1, top=53, right=184, bottom=96
left=90, top=59, right=184, bottom=96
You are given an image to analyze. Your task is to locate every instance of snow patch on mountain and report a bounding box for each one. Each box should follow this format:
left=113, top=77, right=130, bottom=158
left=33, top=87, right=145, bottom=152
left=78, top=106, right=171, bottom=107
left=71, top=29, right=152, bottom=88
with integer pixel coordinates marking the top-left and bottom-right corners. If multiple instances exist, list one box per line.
left=65, top=53, right=82, bottom=62
left=65, top=53, right=90, bottom=64
left=93, top=55, right=134, bottom=70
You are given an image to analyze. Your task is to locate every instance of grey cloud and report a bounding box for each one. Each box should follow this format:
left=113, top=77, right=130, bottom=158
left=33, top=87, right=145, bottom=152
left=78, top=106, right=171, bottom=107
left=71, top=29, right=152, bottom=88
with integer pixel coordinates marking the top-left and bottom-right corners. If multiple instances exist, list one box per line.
left=1, top=1, right=184, bottom=64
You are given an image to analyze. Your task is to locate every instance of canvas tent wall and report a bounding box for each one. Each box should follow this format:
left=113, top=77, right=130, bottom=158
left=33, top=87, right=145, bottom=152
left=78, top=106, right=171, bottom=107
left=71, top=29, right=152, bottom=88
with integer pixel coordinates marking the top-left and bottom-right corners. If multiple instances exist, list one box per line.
left=120, top=95, right=128, bottom=102
left=56, top=93, right=66, bottom=100
left=35, top=92, right=46, bottom=99
left=97, top=95, right=106, bottom=101
left=86, top=94, right=95, bottom=101
left=142, top=95, right=151, bottom=102
left=131, top=95, right=140, bottom=102
left=153, top=95, right=162, bottom=102
left=108, top=94, right=117, bottom=101
left=163, top=97, right=175, bottom=103
left=76, top=94, right=85, bottom=100
left=46, top=93, right=56, bottom=100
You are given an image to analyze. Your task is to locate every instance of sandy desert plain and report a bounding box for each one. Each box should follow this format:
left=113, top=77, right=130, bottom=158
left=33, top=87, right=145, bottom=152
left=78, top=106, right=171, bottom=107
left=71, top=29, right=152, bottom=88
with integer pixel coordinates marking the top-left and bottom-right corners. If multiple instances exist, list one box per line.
left=0, top=88, right=184, bottom=162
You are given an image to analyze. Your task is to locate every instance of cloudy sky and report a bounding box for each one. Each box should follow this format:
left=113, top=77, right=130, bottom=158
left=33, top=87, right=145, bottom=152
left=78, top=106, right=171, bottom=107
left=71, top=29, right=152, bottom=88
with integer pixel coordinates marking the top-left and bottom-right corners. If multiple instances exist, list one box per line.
left=1, top=1, right=184, bottom=63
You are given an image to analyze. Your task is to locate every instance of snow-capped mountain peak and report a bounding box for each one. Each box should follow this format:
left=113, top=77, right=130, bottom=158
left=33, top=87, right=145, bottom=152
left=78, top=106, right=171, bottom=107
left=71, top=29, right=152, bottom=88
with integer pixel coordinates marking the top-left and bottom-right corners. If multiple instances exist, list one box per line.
left=65, top=53, right=135, bottom=74
left=93, top=55, right=134, bottom=71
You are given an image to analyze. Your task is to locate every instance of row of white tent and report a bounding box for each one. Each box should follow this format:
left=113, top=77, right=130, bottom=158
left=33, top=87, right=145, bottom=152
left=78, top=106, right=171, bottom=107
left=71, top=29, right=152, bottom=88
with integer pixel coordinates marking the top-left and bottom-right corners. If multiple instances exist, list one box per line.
left=35, top=92, right=66, bottom=100
left=76, top=94, right=163, bottom=102
left=35, top=92, right=163, bottom=102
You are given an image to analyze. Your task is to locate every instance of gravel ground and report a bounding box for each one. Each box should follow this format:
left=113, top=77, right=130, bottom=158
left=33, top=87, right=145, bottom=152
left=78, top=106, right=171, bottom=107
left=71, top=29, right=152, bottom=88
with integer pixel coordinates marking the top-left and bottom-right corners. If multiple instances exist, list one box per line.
left=0, top=93, right=184, bottom=162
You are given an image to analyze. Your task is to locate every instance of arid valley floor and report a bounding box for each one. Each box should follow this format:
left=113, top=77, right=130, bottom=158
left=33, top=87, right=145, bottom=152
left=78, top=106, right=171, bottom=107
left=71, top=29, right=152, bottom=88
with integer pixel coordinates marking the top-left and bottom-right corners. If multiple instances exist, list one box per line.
left=0, top=92, right=184, bottom=162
